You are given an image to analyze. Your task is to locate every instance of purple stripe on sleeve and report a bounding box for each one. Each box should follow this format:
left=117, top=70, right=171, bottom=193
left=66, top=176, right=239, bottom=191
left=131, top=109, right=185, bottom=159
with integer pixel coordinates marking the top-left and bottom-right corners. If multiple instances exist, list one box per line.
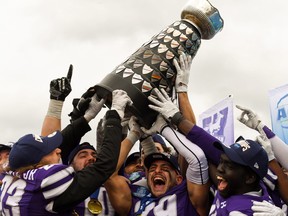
left=186, top=125, right=222, bottom=165
left=263, top=126, right=275, bottom=139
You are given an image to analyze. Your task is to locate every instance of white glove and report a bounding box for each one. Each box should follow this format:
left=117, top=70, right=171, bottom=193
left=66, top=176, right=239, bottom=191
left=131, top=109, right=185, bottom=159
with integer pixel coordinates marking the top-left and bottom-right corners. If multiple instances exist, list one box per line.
left=121, top=116, right=130, bottom=135
left=236, top=105, right=265, bottom=132
left=111, top=89, right=133, bottom=119
left=256, top=135, right=275, bottom=162
left=96, top=117, right=105, bottom=150
left=252, top=200, right=285, bottom=216
left=141, top=114, right=168, bottom=135
left=148, top=88, right=180, bottom=121
left=126, top=116, right=143, bottom=144
left=84, top=94, right=105, bottom=122
left=173, top=52, right=192, bottom=93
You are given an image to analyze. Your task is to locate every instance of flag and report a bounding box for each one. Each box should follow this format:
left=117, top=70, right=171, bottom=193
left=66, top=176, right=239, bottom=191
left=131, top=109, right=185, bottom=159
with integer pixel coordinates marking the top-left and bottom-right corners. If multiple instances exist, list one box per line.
left=198, top=95, right=234, bottom=146
left=268, top=83, right=288, bottom=144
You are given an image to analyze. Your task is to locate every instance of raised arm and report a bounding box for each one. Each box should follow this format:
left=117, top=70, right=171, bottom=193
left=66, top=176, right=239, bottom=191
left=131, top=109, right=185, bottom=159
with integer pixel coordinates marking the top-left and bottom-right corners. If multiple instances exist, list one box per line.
left=103, top=115, right=143, bottom=216
left=174, top=52, right=196, bottom=175
left=236, top=105, right=288, bottom=205
left=162, top=126, right=210, bottom=216
left=142, top=89, right=210, bottom=216
left=53, top=90, right=131, bottom=212
left=53, top=109, right=122, bottom=212
left=41, top=64, right=73, bottom=136
left=236, top=104, right=288, bottom=169
left=146, top=88, right=223, bottom=163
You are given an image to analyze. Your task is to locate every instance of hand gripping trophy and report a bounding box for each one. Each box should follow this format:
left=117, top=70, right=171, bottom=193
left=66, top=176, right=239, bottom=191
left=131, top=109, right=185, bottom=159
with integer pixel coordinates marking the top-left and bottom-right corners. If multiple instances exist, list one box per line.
left=94, top=0, right=224, bottom=127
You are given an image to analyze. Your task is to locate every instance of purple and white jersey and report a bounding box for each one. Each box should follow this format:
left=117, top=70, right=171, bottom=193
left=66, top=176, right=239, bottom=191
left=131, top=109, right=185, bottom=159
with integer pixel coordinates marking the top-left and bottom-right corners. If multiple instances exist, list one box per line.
left=263, top=169, right=288, bottom=213
left=89, top=187, right=115, bottom=216
left=74, top=186, right=116, bottom=216
left=129, top=180, right=198, bottom=216
left=209, top=182, right=273, bottom=215
left=0, top=164, right=74, bottom=215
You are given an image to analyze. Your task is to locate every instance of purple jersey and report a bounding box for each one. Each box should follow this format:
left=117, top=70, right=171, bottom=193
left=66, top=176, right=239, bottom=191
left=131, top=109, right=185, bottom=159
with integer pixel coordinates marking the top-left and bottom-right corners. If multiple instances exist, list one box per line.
left=0, top=164, right=74, bottom=215
left=187, top=125, right=288, bottom=214
left=209, top=182, right=273, bottom=215
left=129, top=180, right=198, bottom=216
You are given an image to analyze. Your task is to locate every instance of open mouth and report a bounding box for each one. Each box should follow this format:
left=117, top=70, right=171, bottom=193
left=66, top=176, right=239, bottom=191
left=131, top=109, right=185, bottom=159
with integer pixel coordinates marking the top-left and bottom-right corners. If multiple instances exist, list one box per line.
left=85, top=161, right=94, bottom=167
left=217, top=175, right=228, bottom=191
left=152, top=176, right=166, bottom=191
left=135, top=167, right=144, bottom=172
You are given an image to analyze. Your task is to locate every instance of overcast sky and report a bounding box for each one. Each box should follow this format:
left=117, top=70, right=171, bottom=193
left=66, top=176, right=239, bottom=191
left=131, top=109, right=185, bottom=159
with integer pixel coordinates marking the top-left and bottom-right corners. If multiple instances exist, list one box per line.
left=1, top=0, right=287, bottom=149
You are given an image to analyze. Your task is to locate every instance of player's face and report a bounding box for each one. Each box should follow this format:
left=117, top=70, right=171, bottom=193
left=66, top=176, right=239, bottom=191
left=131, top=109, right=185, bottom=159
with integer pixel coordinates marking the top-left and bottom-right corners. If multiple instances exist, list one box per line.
left=72, top=149, right=97, bottom=171
left=124, top=157, right=144, bottom=175
left=147, top=160, right=182, bottom=197
left=216, top=154, right=249, bottom=198
left=155, top=143, right=164, bottom=153
left=40, top=148, right=62, bottom=164
left=0, top=150, right=10, bottom=164
left=0, top=150, right=10, bottom=172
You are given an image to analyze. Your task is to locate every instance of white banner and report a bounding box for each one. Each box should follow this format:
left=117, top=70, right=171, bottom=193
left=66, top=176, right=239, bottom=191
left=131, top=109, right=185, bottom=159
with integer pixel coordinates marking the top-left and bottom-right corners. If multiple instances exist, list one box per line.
left=198, top=95, right=234, bottom=146
left=268, top=83, right=288, bottom=144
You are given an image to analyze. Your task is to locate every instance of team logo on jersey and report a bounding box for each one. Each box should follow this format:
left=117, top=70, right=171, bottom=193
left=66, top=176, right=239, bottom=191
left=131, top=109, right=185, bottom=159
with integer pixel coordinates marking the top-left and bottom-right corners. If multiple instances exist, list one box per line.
left=129, top=172, right=141, bottom=181
left=133, top=186, right=149, bottom=198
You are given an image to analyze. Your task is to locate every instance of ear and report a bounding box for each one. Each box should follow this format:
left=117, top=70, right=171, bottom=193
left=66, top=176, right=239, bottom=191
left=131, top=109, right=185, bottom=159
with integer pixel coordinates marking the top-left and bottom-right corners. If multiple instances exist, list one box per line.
left=245, top=171, right=257, bottom=184
left=175, top=174, right=183, bottom=185
left=145, top=170, right=149, bottom=179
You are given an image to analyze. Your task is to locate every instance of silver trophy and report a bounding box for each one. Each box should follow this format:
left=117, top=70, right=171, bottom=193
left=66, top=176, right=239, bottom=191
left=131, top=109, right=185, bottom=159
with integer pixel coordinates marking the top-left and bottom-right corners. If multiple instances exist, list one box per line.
left=94, top=0, right=224, bottom=127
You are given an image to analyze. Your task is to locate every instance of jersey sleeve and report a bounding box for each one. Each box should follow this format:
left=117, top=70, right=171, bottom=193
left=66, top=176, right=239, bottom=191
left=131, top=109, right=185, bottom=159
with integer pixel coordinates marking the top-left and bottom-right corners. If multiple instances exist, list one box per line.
left=36, top=164, right=75, bottom=200
left=60, top=116, right=91, bottom=165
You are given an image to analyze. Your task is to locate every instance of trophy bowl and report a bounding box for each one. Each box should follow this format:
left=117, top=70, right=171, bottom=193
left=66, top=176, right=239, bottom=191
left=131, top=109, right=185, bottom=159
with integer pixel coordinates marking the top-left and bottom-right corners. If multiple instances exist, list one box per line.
left=94, top=0, right=224, bottom=128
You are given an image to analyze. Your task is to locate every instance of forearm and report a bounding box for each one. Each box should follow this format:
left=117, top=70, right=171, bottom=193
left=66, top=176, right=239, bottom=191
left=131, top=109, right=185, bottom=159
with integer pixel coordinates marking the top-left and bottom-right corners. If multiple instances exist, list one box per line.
left=171, top=108, right=222, bottom=166
left=186, top=125, right=222, bottom=165
left=187, top=181, right=210, bottom=216
left=41, top=99, right=63, bottom=136
left=268, top=132, right=288, bottom=170
left=267, top=160, right=288, bottom=205
left=53, top=110, right=122, bottom=212
left=178, top=92, right=196, bottom=124
left=115, top=138, right=134, bottom=172
left=104, top=174, right=132, bottom=215
left=41, top=116, right=61, bottom=136
left=174, top=108, right=193, bottom=176
left=161, top=127, right=209, bottom=184
left=260, top=125, right=288, bottom=170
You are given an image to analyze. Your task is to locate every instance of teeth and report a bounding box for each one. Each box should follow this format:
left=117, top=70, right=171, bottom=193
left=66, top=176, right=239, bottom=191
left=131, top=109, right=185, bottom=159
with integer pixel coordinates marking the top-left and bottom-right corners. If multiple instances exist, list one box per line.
left=153, top=176, right=165, bottom=185
left=216, top=176, right=225, bottom=181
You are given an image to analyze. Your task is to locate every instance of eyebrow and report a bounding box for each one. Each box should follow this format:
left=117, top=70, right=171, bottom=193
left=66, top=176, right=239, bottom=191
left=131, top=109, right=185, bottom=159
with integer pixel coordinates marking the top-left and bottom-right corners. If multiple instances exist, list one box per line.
left=150, top=162, right=172, bottom=168
left=77, top=151, right=96, bottom=156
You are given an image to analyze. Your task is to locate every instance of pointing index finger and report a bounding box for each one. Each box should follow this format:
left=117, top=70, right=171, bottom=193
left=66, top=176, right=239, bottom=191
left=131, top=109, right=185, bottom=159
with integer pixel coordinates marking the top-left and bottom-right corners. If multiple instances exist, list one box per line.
left=67, top=64, right=73, bottom=83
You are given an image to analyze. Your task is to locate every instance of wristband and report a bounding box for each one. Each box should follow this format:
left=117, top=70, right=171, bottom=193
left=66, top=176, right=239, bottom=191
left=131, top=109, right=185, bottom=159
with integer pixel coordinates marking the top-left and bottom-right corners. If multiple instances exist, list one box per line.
left=171, top=112, right=184, bottom=126
left=46, top=99, right=64, bottom=119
